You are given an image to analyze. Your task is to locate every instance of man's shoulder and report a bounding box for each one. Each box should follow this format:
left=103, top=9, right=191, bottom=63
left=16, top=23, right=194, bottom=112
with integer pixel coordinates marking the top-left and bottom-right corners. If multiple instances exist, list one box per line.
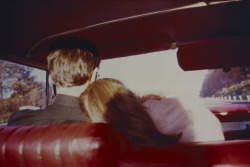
left=7, top=108, right=46, bottom=126
left=10, top=108, right=44, bottom=117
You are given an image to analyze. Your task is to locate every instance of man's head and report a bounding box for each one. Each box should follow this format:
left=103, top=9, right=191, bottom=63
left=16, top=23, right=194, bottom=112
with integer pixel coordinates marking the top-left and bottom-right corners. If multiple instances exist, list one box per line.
left=47, top=36, right=101, bottom=88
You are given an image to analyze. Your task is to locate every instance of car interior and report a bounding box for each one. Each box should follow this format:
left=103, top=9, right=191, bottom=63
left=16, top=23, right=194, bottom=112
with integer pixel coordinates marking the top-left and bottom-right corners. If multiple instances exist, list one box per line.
left=0, top=0, right=250, bottom=166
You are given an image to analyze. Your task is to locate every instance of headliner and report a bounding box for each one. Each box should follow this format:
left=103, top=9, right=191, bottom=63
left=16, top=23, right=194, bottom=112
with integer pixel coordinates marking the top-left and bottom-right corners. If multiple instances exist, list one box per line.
left=0, top=0, right=250, bottom=70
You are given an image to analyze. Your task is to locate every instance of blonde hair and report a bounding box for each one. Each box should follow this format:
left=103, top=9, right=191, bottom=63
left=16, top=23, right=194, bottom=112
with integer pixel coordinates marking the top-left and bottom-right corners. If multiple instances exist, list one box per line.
left=47, top=37, right=100, bottom=87
left=80, top=78, right=180, bottom=147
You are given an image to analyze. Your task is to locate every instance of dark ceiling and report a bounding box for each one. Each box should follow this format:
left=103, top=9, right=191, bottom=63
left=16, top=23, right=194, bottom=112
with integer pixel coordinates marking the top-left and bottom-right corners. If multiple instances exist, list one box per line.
left=0, top=1, right=198, bottom=57
left=0, top=0, right=250, bottom=70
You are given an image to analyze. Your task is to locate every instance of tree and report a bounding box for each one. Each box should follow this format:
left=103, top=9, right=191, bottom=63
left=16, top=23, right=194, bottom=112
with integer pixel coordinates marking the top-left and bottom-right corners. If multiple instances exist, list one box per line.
left=0, top=59, right=48, bottom=123
left=200, top=66, right=250, bottom=97
left=0, top=60, right=36, bottom=99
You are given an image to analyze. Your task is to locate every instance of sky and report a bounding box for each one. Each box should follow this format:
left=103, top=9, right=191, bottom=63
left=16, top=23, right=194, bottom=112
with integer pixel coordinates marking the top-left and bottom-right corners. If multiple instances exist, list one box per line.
left=99, top=49, right=208, bottom=98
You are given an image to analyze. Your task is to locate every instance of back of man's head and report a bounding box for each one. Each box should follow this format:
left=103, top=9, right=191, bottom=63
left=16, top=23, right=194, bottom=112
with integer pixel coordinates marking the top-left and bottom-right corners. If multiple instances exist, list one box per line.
left=47, top=36, right=101, bottom=88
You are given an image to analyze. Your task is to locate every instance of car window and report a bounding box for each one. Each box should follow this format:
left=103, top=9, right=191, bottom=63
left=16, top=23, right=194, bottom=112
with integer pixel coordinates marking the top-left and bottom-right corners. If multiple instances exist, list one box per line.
left=0, top=59, right=54, bottom=125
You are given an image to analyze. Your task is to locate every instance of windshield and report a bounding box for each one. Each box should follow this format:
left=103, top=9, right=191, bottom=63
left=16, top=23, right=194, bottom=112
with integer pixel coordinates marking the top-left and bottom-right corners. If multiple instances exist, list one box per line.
left=99, top=49, right=249, bottom=101
left=99, top=49, right=250, bottom=139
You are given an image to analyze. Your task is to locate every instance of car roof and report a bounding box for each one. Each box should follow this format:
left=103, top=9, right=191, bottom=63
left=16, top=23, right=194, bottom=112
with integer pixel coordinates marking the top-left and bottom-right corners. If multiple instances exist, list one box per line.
left=0, top=0, right=250, bottom=70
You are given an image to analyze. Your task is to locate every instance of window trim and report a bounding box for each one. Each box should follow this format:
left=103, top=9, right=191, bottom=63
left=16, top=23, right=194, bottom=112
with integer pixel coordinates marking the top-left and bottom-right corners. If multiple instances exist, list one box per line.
left=0, top=52, right=47, bottom=70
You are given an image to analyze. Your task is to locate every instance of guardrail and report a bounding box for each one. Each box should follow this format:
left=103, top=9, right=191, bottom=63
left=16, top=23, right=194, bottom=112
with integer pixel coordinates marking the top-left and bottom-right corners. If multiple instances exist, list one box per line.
left=203, top=95, right=250, bottom=102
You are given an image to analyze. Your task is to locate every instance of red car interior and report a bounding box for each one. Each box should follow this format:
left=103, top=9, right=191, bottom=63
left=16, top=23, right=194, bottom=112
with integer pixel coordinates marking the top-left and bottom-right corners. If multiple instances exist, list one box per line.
left=1, top=1, right=249, bottom=71
left=1, top=1, right=250, bottom=166
left=0, top=122, right=250, bottom=167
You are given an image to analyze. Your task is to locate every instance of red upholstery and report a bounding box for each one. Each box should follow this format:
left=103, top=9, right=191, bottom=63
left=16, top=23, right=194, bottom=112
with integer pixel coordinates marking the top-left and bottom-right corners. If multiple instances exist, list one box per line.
left=0, top=123, right=123, bottom=167
left=0, top=122, right=250, bottom=167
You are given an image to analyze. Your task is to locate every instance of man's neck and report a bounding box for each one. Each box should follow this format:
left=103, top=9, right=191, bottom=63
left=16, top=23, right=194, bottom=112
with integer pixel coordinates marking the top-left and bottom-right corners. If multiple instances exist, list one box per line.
left=56, top=83, right=90, bottom=97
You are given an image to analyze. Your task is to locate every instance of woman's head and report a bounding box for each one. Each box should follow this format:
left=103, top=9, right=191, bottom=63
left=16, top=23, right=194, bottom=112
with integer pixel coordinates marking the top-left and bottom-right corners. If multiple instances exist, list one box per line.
left=79, top=78, right=125, bottom=122
left=80, top=78, right=180, bottom=147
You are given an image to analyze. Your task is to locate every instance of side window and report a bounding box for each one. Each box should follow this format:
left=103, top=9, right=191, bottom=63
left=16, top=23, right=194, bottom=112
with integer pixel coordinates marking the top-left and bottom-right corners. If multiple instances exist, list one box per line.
left=0, top=59, right=53, bottom=124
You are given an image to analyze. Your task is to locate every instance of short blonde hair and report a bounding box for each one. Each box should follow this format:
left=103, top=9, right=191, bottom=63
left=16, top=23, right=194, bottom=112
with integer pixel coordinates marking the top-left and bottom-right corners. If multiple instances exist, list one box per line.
left=47, top=37, right=100, bottom=87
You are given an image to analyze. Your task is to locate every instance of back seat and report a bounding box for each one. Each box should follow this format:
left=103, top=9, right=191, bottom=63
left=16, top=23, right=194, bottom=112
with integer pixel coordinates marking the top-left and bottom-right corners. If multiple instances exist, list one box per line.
left=0, top=122, right=249, bottom=167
